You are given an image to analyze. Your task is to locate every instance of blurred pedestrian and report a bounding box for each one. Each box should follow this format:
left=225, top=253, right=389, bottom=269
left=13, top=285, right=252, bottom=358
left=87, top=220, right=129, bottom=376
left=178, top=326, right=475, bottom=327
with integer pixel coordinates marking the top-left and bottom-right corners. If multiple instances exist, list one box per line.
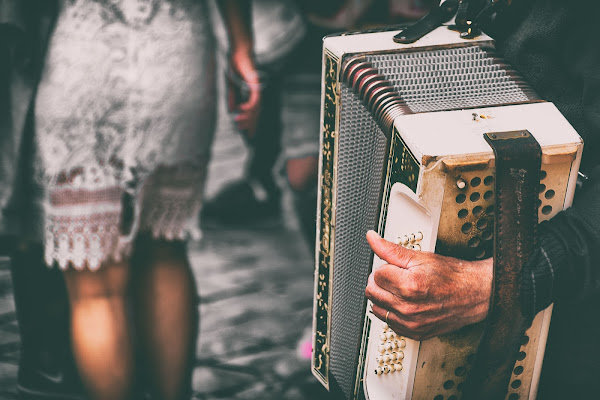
left=202, top=0, right=306, bottom=226
left=1, top=1, right=83, bottom=398
left=28, top=1, right=259, bottom=399
left=283, top=0, right=435, bottom=249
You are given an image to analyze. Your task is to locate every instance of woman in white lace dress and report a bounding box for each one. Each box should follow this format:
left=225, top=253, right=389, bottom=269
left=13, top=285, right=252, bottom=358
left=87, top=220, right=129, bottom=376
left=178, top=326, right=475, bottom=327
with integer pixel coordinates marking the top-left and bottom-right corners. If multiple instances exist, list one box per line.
left=34, top=1, right=259, bottom=399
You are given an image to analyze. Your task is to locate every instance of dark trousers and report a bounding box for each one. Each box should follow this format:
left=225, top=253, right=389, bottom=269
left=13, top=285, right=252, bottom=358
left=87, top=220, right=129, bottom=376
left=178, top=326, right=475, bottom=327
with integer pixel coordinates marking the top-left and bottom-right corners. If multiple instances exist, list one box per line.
left=245, top=63, right=284, bottom=199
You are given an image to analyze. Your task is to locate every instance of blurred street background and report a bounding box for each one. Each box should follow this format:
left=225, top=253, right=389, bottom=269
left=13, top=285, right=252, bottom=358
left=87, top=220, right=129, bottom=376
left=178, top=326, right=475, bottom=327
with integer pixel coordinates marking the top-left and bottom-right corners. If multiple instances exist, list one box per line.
left=0, top=110, right=326, bottom=400
left=0, top=2, right=432, bottom=398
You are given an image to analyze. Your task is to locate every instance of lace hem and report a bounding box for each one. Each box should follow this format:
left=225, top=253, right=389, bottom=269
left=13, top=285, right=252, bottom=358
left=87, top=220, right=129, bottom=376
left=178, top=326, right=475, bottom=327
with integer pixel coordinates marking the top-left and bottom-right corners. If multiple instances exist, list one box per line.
left=138, top=164, right=204, bottom=241
left=44, top=164, right=204, bottom=270
left=44, top=191, right=128, bottom=271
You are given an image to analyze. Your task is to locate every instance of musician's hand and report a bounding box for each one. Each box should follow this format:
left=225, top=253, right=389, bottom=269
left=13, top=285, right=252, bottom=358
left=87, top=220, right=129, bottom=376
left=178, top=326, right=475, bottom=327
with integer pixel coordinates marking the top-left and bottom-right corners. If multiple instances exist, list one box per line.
left=365, top=230, right=493, bottom=340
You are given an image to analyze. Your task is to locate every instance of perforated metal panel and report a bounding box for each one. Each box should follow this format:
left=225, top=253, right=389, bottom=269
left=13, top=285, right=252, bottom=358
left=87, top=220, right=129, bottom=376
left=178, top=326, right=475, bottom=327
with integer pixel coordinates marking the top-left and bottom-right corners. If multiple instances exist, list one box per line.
left=367, top=46, right=535, bottom=113
left=329, top=85, right=388, bottom=398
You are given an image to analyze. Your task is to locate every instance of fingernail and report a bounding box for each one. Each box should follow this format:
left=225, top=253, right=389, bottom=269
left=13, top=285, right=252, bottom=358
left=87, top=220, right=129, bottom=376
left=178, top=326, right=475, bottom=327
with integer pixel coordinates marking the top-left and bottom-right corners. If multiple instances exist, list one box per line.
left=367, top=230, right=381, bottom=239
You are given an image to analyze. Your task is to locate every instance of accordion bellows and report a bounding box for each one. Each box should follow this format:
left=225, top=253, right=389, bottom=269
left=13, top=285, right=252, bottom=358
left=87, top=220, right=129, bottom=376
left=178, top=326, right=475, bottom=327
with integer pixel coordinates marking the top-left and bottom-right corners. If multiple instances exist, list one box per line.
left=312, top=27, right=582, bottom=400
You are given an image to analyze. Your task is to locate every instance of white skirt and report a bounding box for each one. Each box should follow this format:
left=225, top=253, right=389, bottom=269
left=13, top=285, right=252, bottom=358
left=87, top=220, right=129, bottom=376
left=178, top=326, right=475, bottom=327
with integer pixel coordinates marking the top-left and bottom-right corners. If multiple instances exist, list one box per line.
left=35, top=0, right=216, bottom=270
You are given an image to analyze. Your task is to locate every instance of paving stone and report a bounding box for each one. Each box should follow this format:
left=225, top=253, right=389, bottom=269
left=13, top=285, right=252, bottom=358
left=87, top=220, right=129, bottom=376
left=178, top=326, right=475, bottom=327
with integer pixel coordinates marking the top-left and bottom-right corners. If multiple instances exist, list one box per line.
left=0, top=294, right=15, bottom=321
left=0, top=329, right=18, bottom=347
left=191, top=364, right=257, bottom=396
left=232, top=382, right=270, bottom=400
left=0, top=362, right=18, bottom=398
left=283, top=387, right=305, bottom=400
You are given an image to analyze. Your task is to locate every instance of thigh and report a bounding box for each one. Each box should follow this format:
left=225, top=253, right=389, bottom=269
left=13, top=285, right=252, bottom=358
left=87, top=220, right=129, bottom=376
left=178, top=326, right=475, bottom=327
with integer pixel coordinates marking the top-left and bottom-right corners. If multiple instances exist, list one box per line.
left=63, top=260, right=130, bottom=301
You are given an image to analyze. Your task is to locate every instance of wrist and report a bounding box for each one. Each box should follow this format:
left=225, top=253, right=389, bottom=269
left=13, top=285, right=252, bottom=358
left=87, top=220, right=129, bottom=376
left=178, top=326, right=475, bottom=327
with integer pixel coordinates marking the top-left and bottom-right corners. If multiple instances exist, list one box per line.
left=230, top=45, right=253, bottom=63
left=471, top=258, right=494, bottom=322
left=230, top=52, right=260, bottom=84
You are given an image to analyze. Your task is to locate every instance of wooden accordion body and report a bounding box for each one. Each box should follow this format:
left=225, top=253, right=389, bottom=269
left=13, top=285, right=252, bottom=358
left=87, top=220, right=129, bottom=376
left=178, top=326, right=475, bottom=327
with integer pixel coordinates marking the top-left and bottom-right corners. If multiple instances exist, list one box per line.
left=312, top=27, right=583, bottom=400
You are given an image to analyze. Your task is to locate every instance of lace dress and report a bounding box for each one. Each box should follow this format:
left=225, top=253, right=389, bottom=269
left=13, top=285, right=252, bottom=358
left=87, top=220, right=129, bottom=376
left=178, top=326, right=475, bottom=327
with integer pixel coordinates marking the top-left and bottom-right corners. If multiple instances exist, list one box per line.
left=35, top=0, right=216, bottom=270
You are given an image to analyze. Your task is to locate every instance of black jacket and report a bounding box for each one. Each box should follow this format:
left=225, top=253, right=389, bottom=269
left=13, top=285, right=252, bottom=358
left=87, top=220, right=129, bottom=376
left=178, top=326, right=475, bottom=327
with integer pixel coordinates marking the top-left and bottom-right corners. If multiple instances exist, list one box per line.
left=485, top=0, right=600, bottom=397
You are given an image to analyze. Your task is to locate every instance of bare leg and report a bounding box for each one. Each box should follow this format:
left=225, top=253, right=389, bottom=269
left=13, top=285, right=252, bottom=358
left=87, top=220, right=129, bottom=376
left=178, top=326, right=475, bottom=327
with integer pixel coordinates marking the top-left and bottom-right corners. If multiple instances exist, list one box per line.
left=63, top=261, right=133, bottom=400
left=287, top=156, right=319, bottom=249
left=132, top=235, right=198, bottom=400
left=286, top=156, right=318, bottom=193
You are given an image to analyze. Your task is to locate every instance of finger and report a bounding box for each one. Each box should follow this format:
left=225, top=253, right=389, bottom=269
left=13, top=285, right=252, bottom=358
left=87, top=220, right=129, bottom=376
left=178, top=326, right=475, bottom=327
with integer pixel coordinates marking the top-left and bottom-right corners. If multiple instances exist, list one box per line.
left=365, top=272, right=402, bottom=311
left=366, top=230, right=416, bottom=269
left=371, top=302, right=393, bottom=326
left=234, top=113, right=251, bottom=124
left=371, top=303, right=415, bottom=338
left=238, top=99, right=259, bottom=111
left=373, top=263, right=414, bottom=298
left=227, top=87, right=236, bottom=112
left=372, top=303, right=447, bottom=340
left=237, top=87, right=260, bottom=111
left=367, top=271, right=430, bottom=323
left=234, top=114, right=255, bottom=128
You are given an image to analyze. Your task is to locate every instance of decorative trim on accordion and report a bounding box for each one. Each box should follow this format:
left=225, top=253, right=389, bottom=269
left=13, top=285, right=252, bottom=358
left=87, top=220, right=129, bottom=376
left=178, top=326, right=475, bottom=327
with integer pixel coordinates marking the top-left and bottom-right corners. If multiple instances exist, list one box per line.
left=313, top=49, right=339, bottom=388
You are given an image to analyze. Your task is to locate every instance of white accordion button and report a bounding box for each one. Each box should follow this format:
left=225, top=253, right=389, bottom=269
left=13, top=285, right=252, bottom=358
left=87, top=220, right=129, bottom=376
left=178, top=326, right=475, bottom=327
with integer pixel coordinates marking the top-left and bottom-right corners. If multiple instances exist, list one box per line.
left=394, top=363, right=403, bottom=372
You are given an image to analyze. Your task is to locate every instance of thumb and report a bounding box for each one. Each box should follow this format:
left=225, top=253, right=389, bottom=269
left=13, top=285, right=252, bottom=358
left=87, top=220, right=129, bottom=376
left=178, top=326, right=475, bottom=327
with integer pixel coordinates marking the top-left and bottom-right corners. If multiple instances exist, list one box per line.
left=366, top=230, right=414, bottom=269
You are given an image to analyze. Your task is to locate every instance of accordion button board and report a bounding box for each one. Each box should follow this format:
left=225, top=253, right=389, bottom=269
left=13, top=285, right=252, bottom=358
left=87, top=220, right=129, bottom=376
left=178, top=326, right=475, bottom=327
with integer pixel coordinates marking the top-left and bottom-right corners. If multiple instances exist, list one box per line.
left=312, top=25, right=583, bottom=400
left=364, top=183, right=437, bottom=399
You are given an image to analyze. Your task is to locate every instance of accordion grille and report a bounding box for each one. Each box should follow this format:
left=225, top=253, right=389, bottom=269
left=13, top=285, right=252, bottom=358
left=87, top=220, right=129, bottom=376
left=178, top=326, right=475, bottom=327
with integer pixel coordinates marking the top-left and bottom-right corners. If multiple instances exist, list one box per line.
left=366, top=45, right=534, bottom=113
left=330, top=84, right=388, bottom=397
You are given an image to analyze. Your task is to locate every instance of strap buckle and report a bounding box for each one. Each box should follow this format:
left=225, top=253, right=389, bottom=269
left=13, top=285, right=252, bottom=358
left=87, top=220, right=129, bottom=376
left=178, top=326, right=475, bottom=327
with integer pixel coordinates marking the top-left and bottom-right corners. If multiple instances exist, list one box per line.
left=394, top=0, right=508, bottom=44
left=393, top=0, right=459, bottom=44
left=448, top=0, right=508, bottom=39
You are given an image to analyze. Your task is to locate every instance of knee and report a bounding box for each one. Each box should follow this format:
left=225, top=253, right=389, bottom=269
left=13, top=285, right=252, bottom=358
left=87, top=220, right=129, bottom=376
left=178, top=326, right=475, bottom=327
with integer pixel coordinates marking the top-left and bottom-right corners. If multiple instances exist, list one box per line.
left=286, top=156, right=319, bottom=192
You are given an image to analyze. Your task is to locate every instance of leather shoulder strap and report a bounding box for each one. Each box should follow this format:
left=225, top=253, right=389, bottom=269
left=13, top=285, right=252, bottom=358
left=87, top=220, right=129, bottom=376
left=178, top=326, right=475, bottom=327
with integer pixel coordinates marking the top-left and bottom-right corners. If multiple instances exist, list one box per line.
left=463, top=130, right=542, bottom=400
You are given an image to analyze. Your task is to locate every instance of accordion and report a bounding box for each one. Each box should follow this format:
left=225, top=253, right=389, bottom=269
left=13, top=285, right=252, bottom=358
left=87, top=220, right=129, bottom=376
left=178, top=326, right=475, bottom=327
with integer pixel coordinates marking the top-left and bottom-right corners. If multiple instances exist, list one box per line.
left=311, top=26, right=583, bottom=400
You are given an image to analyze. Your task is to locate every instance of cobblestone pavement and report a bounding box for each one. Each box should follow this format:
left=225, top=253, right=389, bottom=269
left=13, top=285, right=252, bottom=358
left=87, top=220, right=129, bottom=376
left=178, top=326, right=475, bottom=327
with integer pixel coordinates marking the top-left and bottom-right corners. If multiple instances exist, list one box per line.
left=0, top=102, right=330, bottom=399
left=190, top=223, right=327, bottom=400
left=0, top=222, right=328, bottom=400
left=0, top=257, right=19, bottom=399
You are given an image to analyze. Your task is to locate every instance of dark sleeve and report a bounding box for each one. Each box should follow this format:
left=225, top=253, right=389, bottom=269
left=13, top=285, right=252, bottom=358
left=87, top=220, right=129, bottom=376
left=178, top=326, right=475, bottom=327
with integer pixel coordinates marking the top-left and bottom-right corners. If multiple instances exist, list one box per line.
left=521, top=166, right=600, bottom=319
left=482, top=0, right=600, bottom=319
